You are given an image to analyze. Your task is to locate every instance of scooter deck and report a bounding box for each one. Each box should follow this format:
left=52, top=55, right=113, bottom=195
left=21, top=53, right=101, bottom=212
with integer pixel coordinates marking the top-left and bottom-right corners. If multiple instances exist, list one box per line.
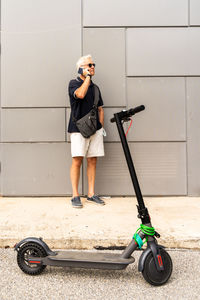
left=30, top=251, right=135, bottom=270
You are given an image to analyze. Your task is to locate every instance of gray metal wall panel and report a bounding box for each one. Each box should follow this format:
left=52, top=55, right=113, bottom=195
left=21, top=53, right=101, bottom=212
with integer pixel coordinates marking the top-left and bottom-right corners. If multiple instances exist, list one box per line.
left=104, top=108, right=127, bottom=142
left=188, top=28, right=200, bottom=75
left=1, top=0, right=81, bottom=107
left=0, top=107, right=2, bottom=195
left=84, top=143, right=187, bottom=196
left=127, top=28, right=188, bottom=76
left=127, top=28, right=200, bottom=76
left=1, top=108, right=65, bottom=142
left=83, top=28, right=126, bottom=107
left=127, top=77, right=186, bottom=141
left=1, top=0, right=198, bottom=197
left=2, top=0, right=80, bottom=31
left=83, top=0, right=188, bottom=27
left=190, top=0, right=200, bottom=25
left=1, top=143, right=75, bottom=196
left=0, top=12, right=2, bottom=195
left=187, top=78, right=200, bottom=196
left=0, top=144, right=1, bottom=195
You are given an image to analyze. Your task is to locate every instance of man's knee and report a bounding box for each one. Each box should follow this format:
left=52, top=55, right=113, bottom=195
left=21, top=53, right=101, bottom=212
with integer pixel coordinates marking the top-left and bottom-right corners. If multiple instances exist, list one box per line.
left=87, top=157, right=97, bottom=166
left=72, top=157, right=83, bottom=168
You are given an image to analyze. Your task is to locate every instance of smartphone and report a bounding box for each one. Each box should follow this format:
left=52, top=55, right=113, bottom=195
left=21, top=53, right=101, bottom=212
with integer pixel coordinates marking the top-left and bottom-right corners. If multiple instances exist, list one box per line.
left=78, top=67, right=90, bottom=76
left=78, top=67, right=84, bottom=75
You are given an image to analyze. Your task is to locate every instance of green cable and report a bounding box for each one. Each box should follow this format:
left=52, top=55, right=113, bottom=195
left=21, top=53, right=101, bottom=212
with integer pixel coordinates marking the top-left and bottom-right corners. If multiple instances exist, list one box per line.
left=133, top=224, right=155, bottom=249
left=140, top=224, right=155, bottom=236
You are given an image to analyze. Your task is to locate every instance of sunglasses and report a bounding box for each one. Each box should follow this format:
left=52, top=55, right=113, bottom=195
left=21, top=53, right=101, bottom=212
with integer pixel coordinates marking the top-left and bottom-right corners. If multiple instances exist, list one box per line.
left=88, top=63, right=96, bottom=68
left=82, top=63, right=96, bottom=68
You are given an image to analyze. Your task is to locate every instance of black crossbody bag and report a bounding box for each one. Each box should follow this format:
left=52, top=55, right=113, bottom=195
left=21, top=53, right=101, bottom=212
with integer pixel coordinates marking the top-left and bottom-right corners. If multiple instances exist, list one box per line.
left=73, top=84, right=99, bottom=138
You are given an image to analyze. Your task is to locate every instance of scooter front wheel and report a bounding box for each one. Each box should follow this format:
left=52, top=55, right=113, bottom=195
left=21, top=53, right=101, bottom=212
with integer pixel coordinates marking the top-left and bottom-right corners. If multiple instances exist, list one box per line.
left=17, top=242, right=47, bottom=275
left=142, top=248, right=173, bottom=286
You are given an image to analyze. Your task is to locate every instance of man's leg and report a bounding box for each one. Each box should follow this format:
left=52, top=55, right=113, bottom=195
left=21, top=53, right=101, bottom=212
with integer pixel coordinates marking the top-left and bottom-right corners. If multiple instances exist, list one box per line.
left=70, top=156, right=83, bottom=197
left=87, top=157, right=97, bottom=198
left=87, top=156, right=105, bottom=205
left=86, top=129, right=105, bottom=205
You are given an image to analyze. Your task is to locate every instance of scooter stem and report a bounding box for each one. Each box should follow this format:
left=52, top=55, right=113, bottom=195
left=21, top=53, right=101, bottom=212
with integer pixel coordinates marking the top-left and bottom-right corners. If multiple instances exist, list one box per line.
left=114, top=112, right=151, bottom=224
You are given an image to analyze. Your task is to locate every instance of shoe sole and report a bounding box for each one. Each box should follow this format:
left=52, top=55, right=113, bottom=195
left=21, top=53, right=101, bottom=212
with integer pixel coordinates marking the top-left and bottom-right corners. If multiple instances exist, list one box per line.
left=86, top=200, right=105, bottom=205
left=72, top=205, right=83, bottom=208
left=72, top=206, right=83, bottom=208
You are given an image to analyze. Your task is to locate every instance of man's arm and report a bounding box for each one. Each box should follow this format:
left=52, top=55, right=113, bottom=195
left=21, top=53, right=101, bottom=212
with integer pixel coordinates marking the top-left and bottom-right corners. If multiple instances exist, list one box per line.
left=75, top=75, right=91, bottom=99
left=98, top=106, right=104, bottom=127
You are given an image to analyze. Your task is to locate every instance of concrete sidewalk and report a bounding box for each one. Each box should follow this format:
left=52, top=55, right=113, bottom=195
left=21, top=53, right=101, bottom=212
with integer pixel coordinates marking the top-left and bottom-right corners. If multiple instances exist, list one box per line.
left=0, top=196, right=199, bottom=249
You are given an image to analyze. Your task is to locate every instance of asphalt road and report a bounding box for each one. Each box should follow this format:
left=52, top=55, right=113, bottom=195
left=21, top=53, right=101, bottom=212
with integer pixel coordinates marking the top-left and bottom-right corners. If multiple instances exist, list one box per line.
left=0, top=248, right=200, bottom=300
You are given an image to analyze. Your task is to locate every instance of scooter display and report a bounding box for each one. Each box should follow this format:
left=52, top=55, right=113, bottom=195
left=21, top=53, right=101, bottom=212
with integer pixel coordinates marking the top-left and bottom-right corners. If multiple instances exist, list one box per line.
left=14, top=105, right=173, bottom=286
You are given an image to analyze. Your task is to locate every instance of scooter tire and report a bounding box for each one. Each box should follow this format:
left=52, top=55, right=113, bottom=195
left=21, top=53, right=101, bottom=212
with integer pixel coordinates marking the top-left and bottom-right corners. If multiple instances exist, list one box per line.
left=17, top=242, right=47, bottom=275
left=142, top=248, right=173, bottom=286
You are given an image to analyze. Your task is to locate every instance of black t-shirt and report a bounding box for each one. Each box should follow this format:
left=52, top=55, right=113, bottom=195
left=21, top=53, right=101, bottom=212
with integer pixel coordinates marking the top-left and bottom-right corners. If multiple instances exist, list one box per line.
left=68, top=77, right=104, bottom=133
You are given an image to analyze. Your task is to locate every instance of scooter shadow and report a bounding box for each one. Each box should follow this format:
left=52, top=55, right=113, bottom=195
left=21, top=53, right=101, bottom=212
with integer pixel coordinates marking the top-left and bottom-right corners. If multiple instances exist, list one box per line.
left=46, top=261, right=140, bottom=281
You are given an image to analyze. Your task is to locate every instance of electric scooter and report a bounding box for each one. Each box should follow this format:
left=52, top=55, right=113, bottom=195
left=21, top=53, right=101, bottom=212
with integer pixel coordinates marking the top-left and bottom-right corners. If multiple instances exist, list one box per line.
left=14, top=105, right=173, bottom=286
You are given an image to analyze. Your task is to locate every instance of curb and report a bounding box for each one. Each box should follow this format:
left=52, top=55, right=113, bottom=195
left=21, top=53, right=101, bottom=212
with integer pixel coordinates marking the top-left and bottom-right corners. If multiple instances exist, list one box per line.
left=1, top=237, right=200, bottom=250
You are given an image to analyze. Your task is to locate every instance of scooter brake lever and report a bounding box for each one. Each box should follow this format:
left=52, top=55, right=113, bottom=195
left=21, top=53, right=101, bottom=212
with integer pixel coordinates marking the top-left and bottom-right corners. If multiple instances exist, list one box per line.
left=123, top=117, right=131, bottom=123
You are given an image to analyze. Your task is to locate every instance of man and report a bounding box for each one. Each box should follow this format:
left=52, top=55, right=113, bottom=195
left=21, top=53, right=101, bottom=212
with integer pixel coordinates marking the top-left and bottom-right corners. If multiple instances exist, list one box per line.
left=68, top=55, right=105, bottom=208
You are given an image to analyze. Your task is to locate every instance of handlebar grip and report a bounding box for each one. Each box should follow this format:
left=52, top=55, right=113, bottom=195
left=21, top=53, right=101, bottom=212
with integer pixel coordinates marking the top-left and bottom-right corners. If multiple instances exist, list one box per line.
left=110, top=105, right=145, bottom=123
left=131, top=105, right=145, bottom=115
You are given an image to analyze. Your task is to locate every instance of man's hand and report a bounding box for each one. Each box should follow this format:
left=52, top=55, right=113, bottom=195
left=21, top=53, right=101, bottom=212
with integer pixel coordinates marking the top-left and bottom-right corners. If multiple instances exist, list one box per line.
left=75, top=74, right=91, bottom=99
left=83, top=68, right=91, bottom=78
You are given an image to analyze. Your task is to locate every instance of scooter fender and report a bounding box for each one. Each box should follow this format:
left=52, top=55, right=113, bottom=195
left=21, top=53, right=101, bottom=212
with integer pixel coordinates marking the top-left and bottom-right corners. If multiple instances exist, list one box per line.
left=138, top=244, right=164, bottom=272
left=14, top=237, right=56, bottom=256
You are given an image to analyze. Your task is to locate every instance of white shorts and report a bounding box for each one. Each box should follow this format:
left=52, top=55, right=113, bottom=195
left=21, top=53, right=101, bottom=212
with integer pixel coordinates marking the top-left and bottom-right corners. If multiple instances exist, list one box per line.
left=70, top=128, right=105, bottom=158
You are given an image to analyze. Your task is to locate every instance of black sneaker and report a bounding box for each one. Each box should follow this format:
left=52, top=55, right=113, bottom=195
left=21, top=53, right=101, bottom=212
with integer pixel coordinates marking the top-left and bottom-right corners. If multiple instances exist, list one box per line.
left=71, top=196, right=83, bottom=208
left=87, top=195, right=105, bottom=205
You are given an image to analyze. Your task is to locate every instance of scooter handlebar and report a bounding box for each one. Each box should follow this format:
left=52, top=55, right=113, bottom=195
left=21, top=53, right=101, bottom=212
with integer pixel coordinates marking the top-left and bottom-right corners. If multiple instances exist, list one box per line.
left=110, top=105, right=145, bottom=123
left=131, top=105, right=145, bottom=115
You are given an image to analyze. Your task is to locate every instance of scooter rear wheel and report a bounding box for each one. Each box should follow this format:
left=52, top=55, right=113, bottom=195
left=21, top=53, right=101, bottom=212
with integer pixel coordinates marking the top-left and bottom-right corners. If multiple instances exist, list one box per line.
left=17, top=242, right=47, bottom=275
left=142, top=248, right=173, bottom=286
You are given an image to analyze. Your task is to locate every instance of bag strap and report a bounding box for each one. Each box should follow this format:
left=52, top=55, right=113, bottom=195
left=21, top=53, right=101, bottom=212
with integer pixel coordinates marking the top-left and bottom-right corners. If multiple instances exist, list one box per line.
left=93, top=84, right=100, bottom=108
left=72, top=83, right=100, bottom=123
